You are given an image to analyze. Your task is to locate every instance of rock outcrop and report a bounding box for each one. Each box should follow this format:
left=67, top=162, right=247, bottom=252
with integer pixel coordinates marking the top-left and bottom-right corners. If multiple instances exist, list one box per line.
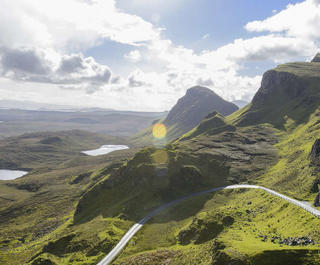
left=235, top=59, right=320, bottom=128
left=252, top=70, right=307, bottom=105
left=310, top=139, right=320, bottom=163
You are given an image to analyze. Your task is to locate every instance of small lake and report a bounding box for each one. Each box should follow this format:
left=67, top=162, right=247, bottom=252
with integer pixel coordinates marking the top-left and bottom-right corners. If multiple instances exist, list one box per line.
left=82, top=145, right=129, bottom=156
left=0, top=170, right=28, bottom=180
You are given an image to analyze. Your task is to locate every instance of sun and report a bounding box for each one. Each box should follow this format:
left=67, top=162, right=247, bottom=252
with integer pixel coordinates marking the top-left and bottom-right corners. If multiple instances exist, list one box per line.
left=152, top=123, right=167, bottom=139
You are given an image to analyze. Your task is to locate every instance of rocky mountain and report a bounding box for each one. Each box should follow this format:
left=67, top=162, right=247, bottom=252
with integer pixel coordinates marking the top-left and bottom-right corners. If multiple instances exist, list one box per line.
left=164, top=86, right=238, bottom=130
left=231, top=57, right=320, bottom=129
left=131, top=86, right=238, bottom=145
left=312, top=53, right=320, bottom=63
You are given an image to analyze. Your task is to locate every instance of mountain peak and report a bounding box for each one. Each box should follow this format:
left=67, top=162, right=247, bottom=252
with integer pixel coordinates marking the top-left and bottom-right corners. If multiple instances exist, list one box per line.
left=312, top=53, right=320, bottom=63
left=164, top=86, right=238, bottom=131
left=186, top=86, right=215, bottom=94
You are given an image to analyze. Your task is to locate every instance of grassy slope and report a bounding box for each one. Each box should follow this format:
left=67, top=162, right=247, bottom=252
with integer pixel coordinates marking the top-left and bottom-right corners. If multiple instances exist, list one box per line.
left=115, top=188, right=320, bottom=265
left=130, top=121, right=186, bottom=147
left=110, top=62, right=320, bottom=264
left=112, top=108, right=320, bottom=264
left=25, top=112, right=320, bottom=264
left=0, top=131, right=137, bottom=265
left=108, top=62, right=320, bottom=264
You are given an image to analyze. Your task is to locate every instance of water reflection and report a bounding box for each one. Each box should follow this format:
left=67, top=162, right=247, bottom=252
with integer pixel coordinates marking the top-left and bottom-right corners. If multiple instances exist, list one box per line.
left=82, top=145, right=129, bottom=156
left=0, top=170, right=28, bottom=180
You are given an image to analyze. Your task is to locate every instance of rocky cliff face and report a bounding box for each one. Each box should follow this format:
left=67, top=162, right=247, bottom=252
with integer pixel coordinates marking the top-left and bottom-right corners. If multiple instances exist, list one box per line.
left=252, top=70, right=308, bottom=105
left=235, top=59, right=320, bottom=128
left=310, top=139, right=320, bottom=163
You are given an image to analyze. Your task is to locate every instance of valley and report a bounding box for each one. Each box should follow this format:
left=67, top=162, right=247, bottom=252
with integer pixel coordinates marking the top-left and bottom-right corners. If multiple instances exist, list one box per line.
left=1, top=55, right=320, bottom=265
left=0, top=109, right=166, bottom=139
left=2, top=1, right=320, bottom=265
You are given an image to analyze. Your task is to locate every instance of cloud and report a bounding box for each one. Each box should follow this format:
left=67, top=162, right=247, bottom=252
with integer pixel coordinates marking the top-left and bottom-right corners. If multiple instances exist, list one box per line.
left=210, top=35, right=317, bottom=63
left=202, top=33, right=210, bottom=40
left=110, top=76, right=121, bottom=84
left=0, top=47, right=111, bottom=89
left=245, top=0, right=320, bottom=41
left=56, top=54, right=112, bottom=84
left=0, top=0, right=161, bottom=50
left=128, top=69, right=150, bottom=87
left=1, top=47, right=51, bottom=76
left=196, top=77, right=214, bottom=87
left=124, top=50, right=142, bottom=62
left=0, top=0, right=161, bottom=95
left=0, top=0, right=320, bottom=111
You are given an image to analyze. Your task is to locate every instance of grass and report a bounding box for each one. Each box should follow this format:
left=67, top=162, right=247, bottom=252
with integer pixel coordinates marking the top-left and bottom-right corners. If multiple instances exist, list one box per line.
left=114, top=188, right=320, bottom=265
left=0, top=130, right=137, bottom=265
left=255, top=109, right=320, bottom=200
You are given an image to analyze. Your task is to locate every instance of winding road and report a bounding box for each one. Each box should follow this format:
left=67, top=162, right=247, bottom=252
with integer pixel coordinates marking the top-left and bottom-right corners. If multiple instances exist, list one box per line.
left=96, top=184, right=320, bottom=265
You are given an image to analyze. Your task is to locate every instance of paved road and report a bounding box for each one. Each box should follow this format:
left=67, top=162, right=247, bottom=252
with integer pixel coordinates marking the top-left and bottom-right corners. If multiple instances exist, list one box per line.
left=96, top=184, right=320, bottom=265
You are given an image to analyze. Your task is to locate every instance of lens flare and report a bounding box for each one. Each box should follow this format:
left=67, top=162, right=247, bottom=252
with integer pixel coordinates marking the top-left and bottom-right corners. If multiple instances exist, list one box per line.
left=152, top=149, right=168, bottom=165
left=152, top=123, right=167, bottom=139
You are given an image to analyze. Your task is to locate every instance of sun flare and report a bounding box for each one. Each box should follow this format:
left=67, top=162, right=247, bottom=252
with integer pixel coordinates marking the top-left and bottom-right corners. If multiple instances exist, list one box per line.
left=152, top=123, right=167, bottom=139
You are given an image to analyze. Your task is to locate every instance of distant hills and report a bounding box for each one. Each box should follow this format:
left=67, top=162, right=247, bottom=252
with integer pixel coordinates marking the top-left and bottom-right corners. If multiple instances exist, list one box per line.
left=131, top=86, right=238, bottom=145
left=0, top=108, right=167, bottom=139
left=0, top=99, right=90, bottom=112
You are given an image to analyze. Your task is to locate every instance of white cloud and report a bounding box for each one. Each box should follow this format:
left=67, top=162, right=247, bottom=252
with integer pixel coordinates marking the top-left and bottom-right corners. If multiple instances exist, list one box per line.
left=246, top=0, right=320, bottom=42
left=0, top=47, right=111, bottom=91
left=206, top=35, right=317, bottom=63
left=0, top=0, right=161, bottom=51
left=0, top=0, right=159, bottom=94
left=124, top=50, right=142, bottom=62
left=202, top=34, right=210, bottom=40
left=1, top=0, right=320, bottom=111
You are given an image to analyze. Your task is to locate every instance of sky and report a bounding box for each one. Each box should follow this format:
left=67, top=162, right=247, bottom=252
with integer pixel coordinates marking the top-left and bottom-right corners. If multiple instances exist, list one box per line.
left=0, top=0, right=319, bottom=111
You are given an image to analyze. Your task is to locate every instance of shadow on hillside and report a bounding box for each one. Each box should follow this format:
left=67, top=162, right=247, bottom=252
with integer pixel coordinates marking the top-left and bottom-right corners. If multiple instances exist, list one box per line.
left=73, top=185, right=236, bottom=226
left=251, top=249, right=318, bottom=265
